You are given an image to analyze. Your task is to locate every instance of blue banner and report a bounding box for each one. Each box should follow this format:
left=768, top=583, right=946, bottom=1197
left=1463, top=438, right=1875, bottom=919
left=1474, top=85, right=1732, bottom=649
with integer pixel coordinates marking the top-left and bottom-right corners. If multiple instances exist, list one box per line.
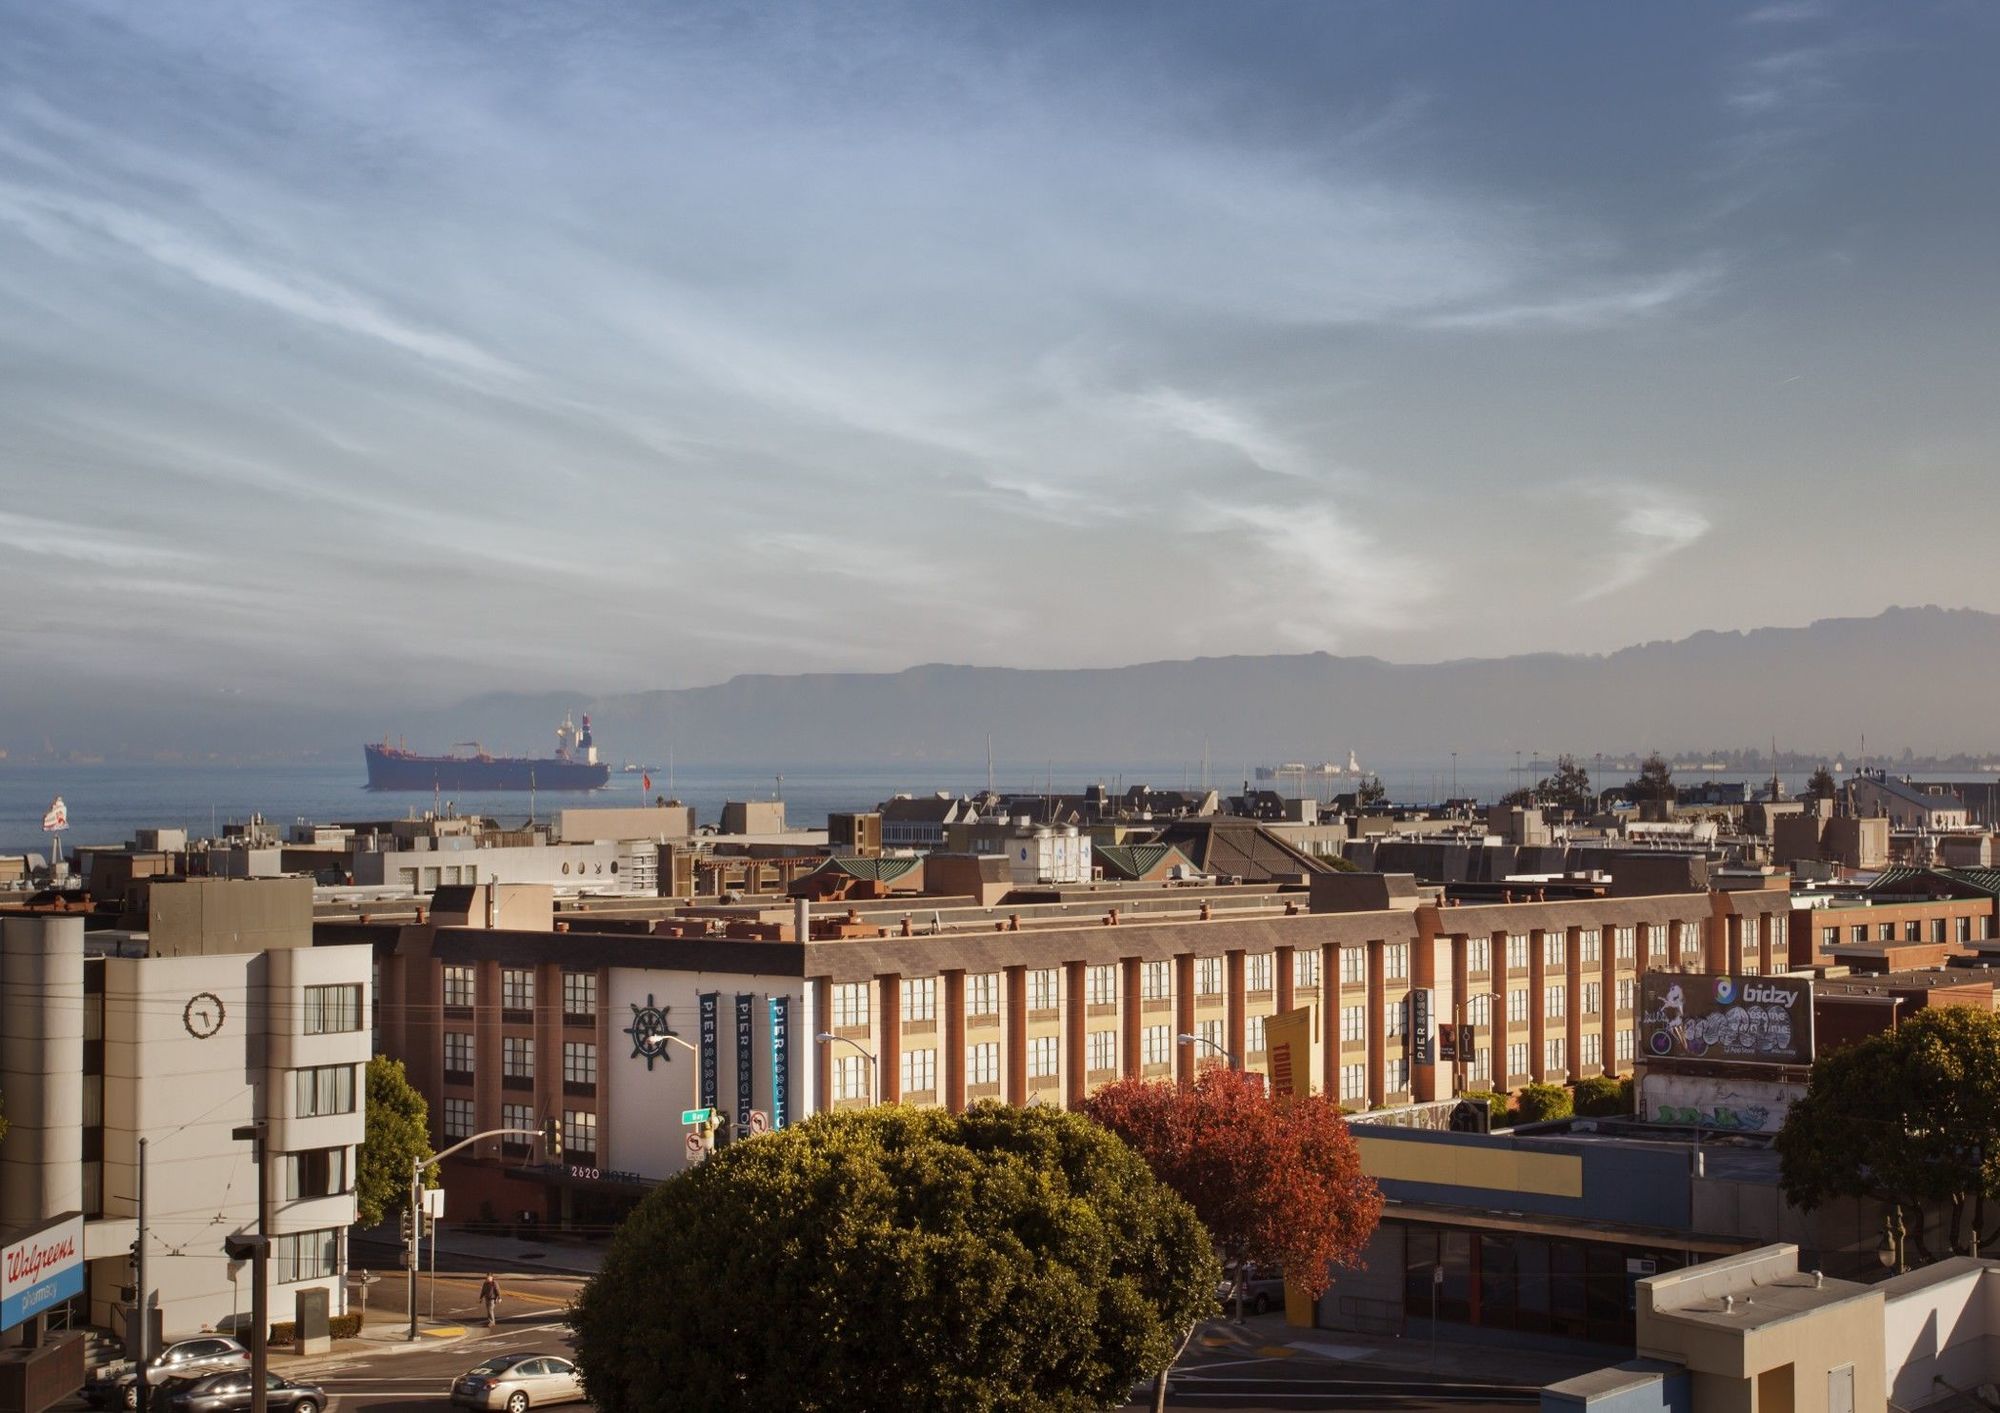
left=699, top=992, right=719, bottom=1109
left=735, top=994, right=754, bottom=1131
left=769, top=996, right=790, bottom=1129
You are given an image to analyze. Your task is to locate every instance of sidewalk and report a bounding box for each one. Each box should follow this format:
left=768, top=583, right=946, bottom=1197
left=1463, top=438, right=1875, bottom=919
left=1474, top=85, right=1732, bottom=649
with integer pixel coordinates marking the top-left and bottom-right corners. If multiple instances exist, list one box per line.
left=1192, top=1313, right=1605, bottom=1389
left=352, top=1223, right=607, bottom=1277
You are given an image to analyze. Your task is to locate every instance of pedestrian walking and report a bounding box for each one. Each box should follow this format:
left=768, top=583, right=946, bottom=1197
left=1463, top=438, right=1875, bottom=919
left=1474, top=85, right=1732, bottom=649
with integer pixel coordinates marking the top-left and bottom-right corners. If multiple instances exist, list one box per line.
left=480, top=1273, right=501, bottom=1327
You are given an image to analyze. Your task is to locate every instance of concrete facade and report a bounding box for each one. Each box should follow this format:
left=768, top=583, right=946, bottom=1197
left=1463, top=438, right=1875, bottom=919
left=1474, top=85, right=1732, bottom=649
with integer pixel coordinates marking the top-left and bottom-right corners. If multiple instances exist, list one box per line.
left=0, top=911, right=369, bottom=1342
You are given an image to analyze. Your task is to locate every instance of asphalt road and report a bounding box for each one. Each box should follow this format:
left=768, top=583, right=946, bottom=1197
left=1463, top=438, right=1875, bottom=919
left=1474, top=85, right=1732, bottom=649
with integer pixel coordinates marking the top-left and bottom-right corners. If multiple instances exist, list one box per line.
left=313, top=1268, right=1538, bottom=1413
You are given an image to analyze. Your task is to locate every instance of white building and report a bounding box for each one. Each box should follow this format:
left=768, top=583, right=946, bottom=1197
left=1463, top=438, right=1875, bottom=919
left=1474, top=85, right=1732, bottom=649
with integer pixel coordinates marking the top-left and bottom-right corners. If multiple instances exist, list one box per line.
left=0, top=884, right=370, bottom=1341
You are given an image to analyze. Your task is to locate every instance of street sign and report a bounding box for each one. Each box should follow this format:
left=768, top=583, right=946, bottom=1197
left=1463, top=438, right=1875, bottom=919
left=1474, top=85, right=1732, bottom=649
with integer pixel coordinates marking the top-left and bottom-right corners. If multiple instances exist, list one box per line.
left=748, top=1110, right=770, bottom=1134
left=684, top=1131, right=705, bottom=1161
left=680, top=1107, right=716, bottom=1125
left=421, top=1187, right=446, bottom=1219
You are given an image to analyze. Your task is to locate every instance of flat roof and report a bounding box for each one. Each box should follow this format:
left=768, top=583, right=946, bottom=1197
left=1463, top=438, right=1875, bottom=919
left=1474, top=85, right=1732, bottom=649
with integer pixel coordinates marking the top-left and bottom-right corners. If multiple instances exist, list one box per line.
left=1655, top=1270, right=1873, bottom=1333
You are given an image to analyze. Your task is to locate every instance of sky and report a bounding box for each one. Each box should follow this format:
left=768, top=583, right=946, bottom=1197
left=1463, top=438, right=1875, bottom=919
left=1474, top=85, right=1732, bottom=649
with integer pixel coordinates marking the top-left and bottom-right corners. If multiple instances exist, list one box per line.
left=3, top=1, right=1999, bottom=715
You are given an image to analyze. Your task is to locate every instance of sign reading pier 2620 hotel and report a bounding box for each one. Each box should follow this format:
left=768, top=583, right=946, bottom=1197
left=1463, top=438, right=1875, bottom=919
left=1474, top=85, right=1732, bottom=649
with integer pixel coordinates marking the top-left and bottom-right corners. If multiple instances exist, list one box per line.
left=1638, top=974, right=1812, bottom=1067
left=1, top=1212, right=84, bottom=1331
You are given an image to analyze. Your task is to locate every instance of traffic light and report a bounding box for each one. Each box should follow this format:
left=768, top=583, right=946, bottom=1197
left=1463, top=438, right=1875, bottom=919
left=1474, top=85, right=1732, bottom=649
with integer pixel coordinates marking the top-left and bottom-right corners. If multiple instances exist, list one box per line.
left=543, top=1116, right=562, bottom=1164
left=711, top=1113, right=732, bottom=1149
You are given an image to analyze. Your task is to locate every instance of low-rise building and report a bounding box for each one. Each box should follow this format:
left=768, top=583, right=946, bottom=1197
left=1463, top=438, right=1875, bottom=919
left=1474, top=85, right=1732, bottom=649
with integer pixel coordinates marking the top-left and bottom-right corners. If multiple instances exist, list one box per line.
left=345, top=876, right=1793, bottom=1228
left=0, top=880, right=370, bottom=1341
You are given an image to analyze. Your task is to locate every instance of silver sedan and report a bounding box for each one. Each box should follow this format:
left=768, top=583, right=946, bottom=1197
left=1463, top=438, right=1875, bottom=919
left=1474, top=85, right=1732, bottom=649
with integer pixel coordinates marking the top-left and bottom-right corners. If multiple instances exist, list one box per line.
left=449, top=1355, right=585, bottom=1413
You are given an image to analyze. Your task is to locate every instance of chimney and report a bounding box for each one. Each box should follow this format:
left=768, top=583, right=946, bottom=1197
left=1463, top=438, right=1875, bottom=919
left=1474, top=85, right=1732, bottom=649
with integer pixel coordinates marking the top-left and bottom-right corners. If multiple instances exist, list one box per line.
left=795, top=895, right=811, bottom=944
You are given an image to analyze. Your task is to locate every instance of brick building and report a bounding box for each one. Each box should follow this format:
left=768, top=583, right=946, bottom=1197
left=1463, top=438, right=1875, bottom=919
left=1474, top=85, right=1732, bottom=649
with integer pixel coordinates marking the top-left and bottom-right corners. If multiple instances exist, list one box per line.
left=331, top=877, right=1794, bottom=1228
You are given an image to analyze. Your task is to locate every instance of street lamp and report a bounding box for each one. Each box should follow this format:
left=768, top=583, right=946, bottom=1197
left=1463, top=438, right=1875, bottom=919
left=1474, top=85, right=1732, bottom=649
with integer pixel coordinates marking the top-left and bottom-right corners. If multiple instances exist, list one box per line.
left=816, top=1032, right=879, bottom=1104
left=1177, top=1032, right=1238, bottom=1069
left=645, top=1033, right=702, bottom=1116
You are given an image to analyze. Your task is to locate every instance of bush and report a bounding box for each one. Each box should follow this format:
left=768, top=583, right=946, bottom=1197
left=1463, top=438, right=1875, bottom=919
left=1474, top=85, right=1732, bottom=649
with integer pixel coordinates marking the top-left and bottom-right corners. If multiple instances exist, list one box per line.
left=267, top=1313, right=362, bottom=1343
left=1514, top=1082, right=1574, bottom=1125
left=1573, top=1075, right=1632, bottom=1118
left=1460, top=1091, right=1513, bottom=1129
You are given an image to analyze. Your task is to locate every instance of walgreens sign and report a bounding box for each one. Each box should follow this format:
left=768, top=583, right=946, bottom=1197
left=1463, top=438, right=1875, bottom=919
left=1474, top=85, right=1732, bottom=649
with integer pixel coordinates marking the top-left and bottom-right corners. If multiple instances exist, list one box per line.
left=1, top=1213, right=84, bottom=1332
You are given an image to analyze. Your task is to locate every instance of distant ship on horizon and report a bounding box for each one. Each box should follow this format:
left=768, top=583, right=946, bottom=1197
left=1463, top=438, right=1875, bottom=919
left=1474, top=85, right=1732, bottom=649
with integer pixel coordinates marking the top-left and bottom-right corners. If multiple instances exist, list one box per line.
left=363, top=712, right=611, bottom=792
left=1254, top=751, right=1362, bottom=782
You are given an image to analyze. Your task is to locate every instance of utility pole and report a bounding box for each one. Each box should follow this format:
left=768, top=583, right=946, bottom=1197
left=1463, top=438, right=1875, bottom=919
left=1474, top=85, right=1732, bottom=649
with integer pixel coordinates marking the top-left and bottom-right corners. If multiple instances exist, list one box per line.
left=406, top=1159, right=422, bottom=1344
left=228, top=1123, right=269, bottom=1413
left=134, top=1139, right=148, bottom=1413
left=252, top=1125, right=268, bottom=1413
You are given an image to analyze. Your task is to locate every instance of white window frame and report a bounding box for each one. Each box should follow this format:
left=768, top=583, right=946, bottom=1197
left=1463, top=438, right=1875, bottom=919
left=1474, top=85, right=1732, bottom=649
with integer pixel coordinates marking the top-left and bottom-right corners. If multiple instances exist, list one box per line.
left=900, top=976, right=937, bottom=1024
left=831, top=982, right=870, bottom=1029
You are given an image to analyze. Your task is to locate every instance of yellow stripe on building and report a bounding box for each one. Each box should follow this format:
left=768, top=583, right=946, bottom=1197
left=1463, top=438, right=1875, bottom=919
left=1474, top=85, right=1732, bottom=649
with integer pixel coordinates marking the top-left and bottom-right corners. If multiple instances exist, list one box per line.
left=1354, top=1135, right=1584, bottom=1198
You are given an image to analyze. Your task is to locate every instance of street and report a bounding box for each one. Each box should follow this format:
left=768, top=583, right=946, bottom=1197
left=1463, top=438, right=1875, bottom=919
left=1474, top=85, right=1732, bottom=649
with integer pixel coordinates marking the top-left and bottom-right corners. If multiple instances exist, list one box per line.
left=274, top=1261, right=1545, bottom=1413
left=296, top=1265, right=585, bottom=1413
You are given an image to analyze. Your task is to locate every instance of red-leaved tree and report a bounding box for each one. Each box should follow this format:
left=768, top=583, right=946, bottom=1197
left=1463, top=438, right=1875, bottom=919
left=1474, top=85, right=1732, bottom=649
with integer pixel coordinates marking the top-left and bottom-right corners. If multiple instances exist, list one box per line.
left=1084, top=1068, right=1383, bottom=1305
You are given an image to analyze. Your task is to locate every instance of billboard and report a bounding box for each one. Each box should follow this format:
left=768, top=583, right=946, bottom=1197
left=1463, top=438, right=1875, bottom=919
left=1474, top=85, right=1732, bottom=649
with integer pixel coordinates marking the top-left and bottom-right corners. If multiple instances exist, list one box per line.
left=1262, top=1006, right=1317, bottom=1098
left=1639, top=974, right=1812, bottom=1066
left=1, top=1213, right=83, bottom=1332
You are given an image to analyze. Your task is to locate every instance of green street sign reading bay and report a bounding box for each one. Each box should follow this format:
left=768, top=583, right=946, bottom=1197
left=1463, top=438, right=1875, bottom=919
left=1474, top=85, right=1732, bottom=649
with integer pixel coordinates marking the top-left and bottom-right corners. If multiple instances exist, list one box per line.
left=681, top=1108, right=716, bottom=1125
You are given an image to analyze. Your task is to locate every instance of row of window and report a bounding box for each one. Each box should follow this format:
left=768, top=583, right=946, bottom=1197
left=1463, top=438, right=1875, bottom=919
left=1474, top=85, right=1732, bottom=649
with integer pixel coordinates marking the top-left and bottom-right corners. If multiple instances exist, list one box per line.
left=440, top=967, right=600, bottom=1018
left=442, top=1035, right=598, bottom=1084
left=438, top=1098, right=597, bottom=1157
left=836, top=947, right=1396, bottom=1030
left=1821, top=915, right=1991, bottom=948
left=836, top=1013, right=1643, bottom=1105
left=834, top=1021, right=1256, bottom=1102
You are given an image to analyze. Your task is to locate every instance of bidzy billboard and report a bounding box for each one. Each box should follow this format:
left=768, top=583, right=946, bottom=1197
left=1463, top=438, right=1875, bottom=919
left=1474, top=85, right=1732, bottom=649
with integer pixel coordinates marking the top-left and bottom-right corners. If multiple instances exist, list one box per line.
left=1638, top=973, right=1813, bottom=1066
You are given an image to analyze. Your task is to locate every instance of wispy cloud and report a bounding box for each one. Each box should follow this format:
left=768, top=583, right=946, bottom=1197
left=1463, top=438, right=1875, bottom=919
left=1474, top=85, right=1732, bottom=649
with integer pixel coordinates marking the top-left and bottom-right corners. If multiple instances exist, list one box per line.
left=0, top=179, right=520, bottom=379
left=1191, top=495, right=1437, bottom=646
left=1416, top=266, right=1722, bottom=331
left=1128, top=387, right=1317, bottom=480
left=1575, top=486, right=1712, bottom=600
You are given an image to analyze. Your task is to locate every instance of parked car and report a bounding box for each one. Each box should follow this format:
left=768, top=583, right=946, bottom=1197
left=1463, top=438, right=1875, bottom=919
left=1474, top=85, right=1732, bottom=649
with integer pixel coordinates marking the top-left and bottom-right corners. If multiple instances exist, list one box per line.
left=450, top=1354, right=585, bottom=1412
left=1217, top=1263, right=1286, bottom=1316
left=162, top=1372, right=323, bottom=1413
left=85, top=1338, right=252, bottom=1409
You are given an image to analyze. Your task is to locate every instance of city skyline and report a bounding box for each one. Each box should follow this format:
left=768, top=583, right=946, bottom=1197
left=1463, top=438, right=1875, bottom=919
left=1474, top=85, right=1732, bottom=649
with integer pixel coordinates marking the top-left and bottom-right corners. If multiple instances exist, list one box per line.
left=4, top=2, right=1999, bottom=713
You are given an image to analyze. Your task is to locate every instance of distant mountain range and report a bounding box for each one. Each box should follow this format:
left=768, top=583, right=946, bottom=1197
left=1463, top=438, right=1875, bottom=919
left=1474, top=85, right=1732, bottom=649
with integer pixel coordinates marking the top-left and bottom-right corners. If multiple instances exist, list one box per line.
left=408, top=605, right=2000, bottom=767
left=8, top=605, right=1998, bottom=764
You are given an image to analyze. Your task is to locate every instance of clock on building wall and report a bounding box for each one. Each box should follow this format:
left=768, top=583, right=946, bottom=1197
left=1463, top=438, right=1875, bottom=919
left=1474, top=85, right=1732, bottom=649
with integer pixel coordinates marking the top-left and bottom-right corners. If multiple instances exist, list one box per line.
left=183, top=992, right=226, bottom=1039
left=625, top=995, right=674, bottom=1069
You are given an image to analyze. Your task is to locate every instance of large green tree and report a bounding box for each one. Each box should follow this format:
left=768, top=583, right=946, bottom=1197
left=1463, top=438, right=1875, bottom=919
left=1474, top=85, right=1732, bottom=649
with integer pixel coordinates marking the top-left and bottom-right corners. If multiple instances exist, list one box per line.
left=571, top=1104, right=1216, bottom=1413
left=356, top=1055, right=437, bottom=1228
left=1777, top=1008, right=2000, bottom=1267
left=1807, top=766, right=1838, bottom=800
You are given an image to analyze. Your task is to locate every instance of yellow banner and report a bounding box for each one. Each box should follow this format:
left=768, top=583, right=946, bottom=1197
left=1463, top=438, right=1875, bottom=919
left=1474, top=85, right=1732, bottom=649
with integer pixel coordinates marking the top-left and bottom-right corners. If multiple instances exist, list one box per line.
left=1263, top=1005, right=1317, bottom=1098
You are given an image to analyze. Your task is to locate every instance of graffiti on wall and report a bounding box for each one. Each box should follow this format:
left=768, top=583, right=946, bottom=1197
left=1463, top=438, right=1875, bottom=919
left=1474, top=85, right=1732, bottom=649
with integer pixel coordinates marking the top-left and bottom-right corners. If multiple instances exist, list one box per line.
left=1638, top=1072, right=1801, bottom=1134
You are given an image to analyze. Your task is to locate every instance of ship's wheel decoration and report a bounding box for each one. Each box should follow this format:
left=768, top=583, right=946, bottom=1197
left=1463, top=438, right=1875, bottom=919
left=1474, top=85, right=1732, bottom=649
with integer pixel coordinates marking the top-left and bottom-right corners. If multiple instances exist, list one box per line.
left=626, top=996, right=675, bottom=1069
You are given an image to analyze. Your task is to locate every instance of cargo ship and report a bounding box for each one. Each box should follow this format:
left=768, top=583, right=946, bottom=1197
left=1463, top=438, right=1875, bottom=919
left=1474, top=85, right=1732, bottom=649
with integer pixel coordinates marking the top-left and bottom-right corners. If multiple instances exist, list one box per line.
left=363, top=713, right=611, bottom=792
